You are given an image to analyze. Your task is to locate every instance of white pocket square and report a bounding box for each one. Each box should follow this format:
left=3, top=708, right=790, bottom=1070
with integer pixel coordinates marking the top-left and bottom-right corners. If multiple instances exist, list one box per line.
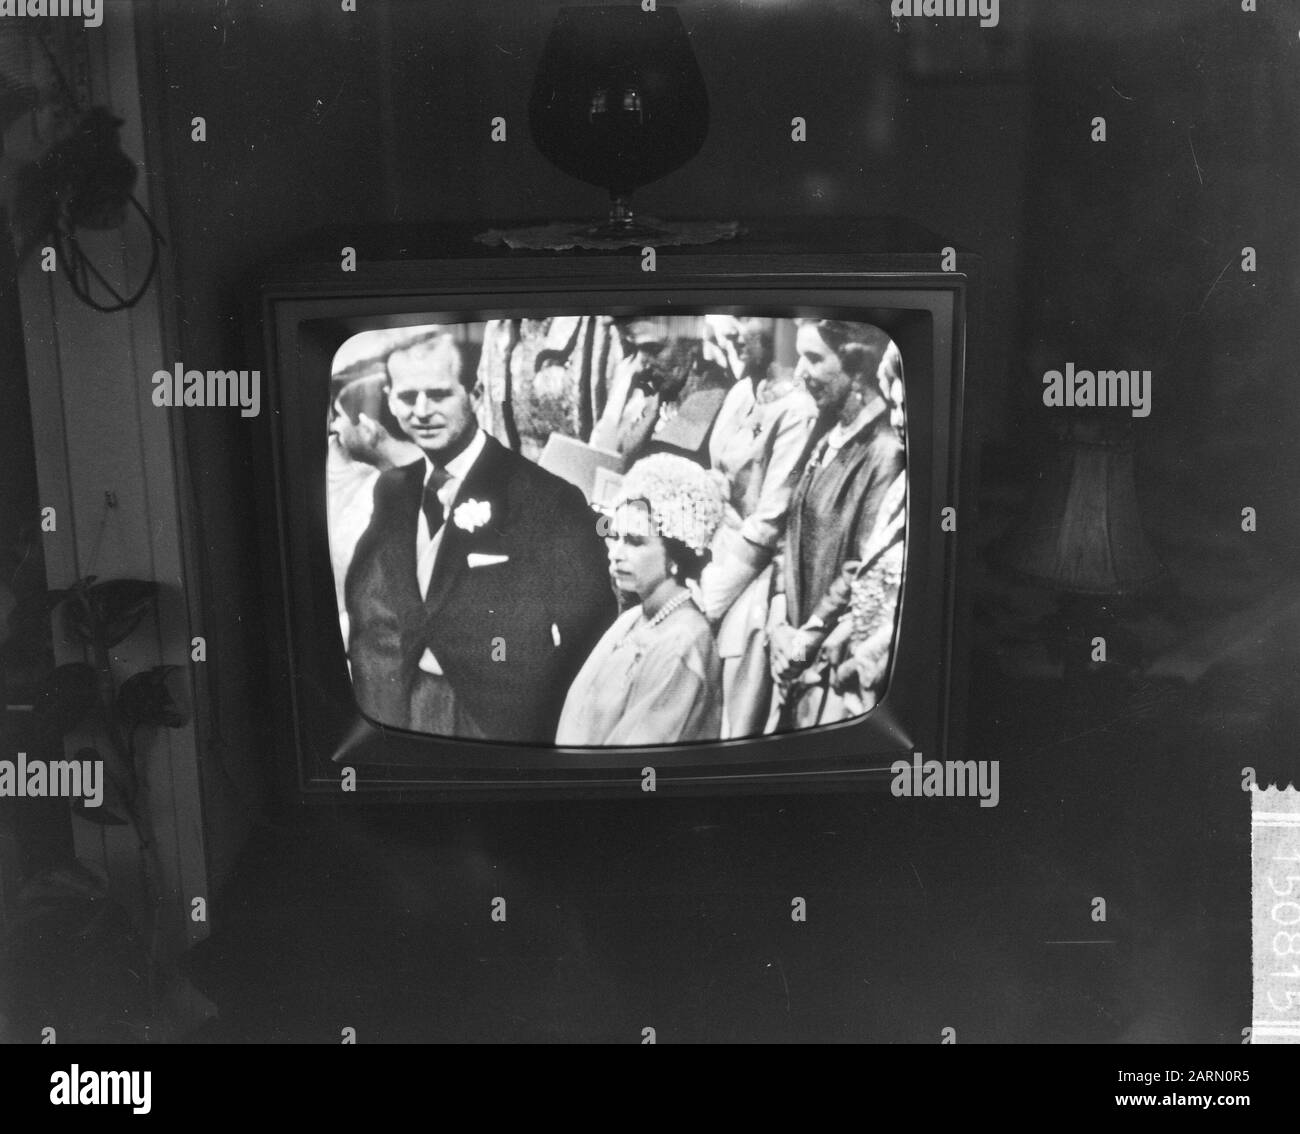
left=467, top=552, right=510, bottom=568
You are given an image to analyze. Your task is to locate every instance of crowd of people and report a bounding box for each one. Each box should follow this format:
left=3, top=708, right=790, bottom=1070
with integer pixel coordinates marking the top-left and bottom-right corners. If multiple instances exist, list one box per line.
left=326, top=315, right=907, bottom=747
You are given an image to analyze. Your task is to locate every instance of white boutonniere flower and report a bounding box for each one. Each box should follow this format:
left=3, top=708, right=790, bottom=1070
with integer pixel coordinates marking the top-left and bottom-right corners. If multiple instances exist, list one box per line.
left=453, top=498, right=492, bottom=532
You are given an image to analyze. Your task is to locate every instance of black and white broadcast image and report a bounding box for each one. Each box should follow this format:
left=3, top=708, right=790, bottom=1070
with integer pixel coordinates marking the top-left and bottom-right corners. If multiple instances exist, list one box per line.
left=328, top=317, right=906, bottom=745
left=1, top=0, right=1299, bottom=1086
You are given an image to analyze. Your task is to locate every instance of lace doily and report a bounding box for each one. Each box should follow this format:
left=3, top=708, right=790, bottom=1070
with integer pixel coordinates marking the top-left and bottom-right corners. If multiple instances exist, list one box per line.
left=476, top=218, right=743, bottom=252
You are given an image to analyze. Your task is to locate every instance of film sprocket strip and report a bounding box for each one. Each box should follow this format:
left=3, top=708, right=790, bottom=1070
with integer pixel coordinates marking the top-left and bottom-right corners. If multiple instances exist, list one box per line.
left=1251, top=787, right=1300, bottom=1044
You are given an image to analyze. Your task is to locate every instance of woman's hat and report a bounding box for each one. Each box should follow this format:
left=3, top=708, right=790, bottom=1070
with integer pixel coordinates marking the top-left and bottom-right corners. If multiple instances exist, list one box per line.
left=614, top=453, right=726, bottom=554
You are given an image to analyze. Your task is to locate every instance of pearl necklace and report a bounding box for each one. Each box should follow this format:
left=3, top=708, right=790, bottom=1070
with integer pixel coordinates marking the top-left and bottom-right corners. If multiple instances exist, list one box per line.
left=643, top=590, right=694, bottom=629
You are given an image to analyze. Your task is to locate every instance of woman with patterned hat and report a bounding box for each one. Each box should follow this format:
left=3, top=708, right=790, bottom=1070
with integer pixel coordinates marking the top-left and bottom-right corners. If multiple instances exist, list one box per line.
left=556, top=454, right=726, bottom=746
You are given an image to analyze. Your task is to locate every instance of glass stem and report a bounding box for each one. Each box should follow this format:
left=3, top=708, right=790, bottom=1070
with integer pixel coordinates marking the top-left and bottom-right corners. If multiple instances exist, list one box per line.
left=608, top=193, right=635, bottom=229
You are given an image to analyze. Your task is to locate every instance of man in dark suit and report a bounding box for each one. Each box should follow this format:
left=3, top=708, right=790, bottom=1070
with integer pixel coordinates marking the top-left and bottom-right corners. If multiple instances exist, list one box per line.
left=344, top=333, right=616, bottom=743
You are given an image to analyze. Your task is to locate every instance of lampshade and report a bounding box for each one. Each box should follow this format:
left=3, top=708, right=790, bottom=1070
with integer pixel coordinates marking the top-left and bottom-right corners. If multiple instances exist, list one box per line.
left=999, top=418, right=1164, bottom=595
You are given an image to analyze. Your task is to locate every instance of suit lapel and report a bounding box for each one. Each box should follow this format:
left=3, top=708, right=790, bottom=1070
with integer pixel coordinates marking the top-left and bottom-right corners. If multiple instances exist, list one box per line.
left=422, top=434, right=509, bottom=618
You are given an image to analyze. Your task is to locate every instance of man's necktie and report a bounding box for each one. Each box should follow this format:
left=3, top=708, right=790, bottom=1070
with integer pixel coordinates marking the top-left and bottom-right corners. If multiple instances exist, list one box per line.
left=422, top=466, right=451, bottom=536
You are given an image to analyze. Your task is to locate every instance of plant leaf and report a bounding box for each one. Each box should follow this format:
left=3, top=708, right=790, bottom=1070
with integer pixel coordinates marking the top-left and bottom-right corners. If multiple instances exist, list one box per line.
left=77, top=579, right=159, bottom=649
left=71, top=801, right=128, bottom=826
left=116, top=665, right=186, bottom=729
left=55, top=580, right=95, bottom=646
left=17, top=861, right=108, bottom=905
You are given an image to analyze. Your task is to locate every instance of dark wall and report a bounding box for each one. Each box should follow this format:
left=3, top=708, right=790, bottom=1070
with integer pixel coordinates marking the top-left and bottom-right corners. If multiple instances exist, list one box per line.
left=135, top=0, right=1300, bottom=872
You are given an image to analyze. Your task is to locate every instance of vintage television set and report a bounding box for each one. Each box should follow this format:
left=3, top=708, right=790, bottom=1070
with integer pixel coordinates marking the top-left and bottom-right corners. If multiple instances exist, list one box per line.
left=253, top=222, right=978, bottom=799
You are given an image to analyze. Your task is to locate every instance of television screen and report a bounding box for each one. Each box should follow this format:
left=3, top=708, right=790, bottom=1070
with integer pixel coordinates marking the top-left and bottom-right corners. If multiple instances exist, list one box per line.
left=257, top=259, right=971, bottom=796
left=326, top=315, right=909, bottom=748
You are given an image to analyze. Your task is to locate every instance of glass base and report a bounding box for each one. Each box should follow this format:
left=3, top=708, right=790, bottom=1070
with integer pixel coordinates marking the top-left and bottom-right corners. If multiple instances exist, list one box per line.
left=475, top=217, right=743, bottom=252
left=575, top=217, right=679, bottom=243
